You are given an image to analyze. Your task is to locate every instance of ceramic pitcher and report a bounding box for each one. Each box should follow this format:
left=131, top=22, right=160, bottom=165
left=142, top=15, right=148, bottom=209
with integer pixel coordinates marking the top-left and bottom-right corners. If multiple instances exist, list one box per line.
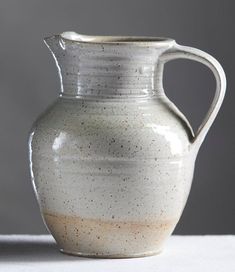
left=29, top=32, right=226, bottom=258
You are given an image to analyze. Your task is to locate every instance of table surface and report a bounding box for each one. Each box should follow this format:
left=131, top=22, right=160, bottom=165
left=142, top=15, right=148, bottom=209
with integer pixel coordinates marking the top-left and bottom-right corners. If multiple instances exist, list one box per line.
left=0, top=235, right=234, bottom=272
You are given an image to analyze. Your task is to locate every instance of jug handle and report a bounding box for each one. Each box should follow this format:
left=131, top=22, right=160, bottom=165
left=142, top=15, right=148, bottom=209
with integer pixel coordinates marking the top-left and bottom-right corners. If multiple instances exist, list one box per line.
left=160, top=43, right=226, bottom=149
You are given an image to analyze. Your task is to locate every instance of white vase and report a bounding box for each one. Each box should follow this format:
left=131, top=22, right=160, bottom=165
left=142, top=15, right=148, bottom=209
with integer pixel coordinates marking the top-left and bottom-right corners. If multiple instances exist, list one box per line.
left=29, top=32, right=226, bottom=258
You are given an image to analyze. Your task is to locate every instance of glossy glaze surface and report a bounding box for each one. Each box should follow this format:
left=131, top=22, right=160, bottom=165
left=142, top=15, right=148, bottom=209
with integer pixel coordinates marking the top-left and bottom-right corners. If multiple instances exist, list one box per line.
left=29, top=32, right=226, bottom=258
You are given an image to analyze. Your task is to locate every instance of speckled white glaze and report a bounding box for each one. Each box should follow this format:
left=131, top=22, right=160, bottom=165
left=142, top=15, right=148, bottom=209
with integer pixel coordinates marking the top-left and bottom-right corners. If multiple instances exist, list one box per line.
left=29, top=32, right=226, bottom=258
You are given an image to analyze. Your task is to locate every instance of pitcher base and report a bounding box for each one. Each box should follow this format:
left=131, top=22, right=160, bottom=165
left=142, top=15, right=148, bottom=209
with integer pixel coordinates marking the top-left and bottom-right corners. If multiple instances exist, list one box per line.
left=60, top=248, right=162, bottom=259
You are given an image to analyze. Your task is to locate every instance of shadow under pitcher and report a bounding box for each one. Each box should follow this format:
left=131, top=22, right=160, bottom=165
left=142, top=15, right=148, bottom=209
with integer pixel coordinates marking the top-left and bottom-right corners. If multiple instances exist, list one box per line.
left=29, top=32, right=226, bottom=258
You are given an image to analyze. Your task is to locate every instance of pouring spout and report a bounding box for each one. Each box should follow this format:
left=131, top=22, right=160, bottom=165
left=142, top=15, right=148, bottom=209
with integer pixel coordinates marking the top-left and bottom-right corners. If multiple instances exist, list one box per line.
left=43, top=32, right=85, bottom=95
left=44, top=34, right=65, bottom=53
left=44, top=31, right=93, bottom=51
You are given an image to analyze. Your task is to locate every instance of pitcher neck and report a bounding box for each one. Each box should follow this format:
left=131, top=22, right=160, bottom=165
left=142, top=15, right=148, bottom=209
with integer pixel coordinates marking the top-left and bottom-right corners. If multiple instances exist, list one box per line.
left=44, top=33, right=174, bottom=98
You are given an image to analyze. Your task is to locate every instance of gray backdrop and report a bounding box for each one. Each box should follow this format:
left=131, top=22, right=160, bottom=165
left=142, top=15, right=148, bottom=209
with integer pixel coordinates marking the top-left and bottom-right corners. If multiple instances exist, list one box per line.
left=0, top=0, right=234, bottom=234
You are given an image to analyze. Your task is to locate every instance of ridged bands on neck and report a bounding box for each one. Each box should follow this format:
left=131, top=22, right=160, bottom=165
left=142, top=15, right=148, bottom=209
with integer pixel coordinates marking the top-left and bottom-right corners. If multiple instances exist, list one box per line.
left=44, top=33, right=175, bottom=98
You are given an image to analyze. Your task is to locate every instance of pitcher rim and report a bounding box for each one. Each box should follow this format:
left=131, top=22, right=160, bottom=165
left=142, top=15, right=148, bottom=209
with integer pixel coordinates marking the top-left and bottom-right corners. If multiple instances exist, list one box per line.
left=46, top=31, right=176, bottom=47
